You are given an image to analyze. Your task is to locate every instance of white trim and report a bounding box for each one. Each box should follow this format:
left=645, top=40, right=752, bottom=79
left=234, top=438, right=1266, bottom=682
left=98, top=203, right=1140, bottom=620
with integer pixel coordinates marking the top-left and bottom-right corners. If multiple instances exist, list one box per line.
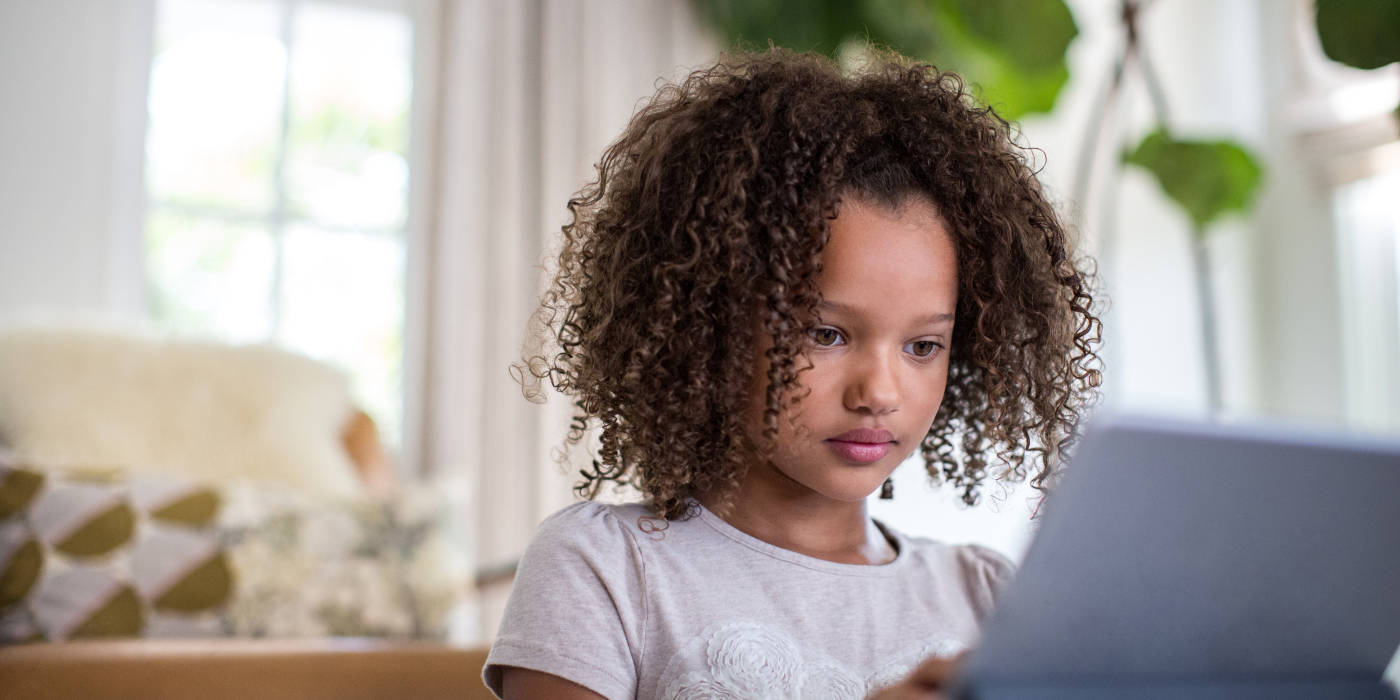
left=106, top=0, right=158, bottom=320
left=399, top=0, right=443, bottom=478
left=1334, top=171, right=1400, bottom=432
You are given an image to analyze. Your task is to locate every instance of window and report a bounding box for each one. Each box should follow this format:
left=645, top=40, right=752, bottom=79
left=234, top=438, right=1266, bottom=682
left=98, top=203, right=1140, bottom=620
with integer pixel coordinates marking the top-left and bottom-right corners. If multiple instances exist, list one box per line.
left=144, top=0, right=414, bottom=446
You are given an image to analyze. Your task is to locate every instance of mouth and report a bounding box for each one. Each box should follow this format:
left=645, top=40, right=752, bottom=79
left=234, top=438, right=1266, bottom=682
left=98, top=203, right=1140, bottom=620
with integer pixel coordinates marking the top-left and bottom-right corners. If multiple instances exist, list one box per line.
left=824, top=428, right=895, bottom=464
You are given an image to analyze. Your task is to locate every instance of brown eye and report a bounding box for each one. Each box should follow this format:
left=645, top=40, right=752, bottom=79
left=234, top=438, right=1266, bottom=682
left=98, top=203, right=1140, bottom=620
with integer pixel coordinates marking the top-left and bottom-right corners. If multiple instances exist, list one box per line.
left=810, top=328, right=843, bottom=347
left=906, top=340, right=938, bottom=357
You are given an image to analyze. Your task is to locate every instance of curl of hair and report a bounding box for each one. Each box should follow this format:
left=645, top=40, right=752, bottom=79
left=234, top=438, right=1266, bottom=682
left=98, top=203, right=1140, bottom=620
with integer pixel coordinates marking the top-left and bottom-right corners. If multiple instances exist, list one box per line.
left=521, top=49, right=1102, bottom=520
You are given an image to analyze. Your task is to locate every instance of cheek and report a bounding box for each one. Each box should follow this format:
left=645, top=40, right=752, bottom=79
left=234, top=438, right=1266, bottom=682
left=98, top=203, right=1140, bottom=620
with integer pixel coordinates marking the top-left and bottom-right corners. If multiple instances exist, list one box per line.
left=791, top=358, right=843, bottom=411
left=746, top=364, right=825, bottom=454
left=768, top=357, right=846, bottom=448
left=917, top=360, right=952, bottom=425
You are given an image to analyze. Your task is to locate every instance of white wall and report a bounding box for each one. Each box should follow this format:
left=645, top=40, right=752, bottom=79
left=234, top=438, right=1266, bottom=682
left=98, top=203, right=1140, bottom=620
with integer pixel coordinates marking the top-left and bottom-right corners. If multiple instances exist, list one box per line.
left=0, top=0, right=153, bottom=320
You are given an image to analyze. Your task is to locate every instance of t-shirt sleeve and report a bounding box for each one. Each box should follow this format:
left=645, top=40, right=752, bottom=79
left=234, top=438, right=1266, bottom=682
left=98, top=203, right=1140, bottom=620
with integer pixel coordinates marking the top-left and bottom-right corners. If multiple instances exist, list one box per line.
left=483, top=501, right=646, bottom=700
left=954, top=544, right=1016, bottom=622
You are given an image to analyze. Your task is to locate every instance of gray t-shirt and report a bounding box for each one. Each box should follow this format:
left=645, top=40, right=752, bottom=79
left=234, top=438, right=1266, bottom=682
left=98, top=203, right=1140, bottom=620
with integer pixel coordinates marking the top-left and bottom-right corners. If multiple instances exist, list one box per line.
left=484, top=501, right=1014, bottom=700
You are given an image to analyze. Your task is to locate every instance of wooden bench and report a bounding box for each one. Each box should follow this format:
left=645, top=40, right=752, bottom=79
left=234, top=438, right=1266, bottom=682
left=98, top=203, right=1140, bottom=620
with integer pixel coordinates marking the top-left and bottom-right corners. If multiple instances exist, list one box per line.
left=0, top=638, right=494, bottom=700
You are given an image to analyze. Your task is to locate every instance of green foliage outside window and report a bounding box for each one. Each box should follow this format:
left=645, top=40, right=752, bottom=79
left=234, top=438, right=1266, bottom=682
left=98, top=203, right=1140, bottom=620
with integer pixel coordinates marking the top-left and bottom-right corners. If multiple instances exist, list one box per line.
left=692, top=0, right=1077, bottom=120
left=1316, top=0, right=1400, bottom=72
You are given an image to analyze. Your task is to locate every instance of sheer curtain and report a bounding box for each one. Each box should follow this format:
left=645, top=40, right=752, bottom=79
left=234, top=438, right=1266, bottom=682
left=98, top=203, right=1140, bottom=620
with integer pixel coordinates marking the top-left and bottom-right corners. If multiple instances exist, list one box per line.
left=409, top=0, right=715, bottom=640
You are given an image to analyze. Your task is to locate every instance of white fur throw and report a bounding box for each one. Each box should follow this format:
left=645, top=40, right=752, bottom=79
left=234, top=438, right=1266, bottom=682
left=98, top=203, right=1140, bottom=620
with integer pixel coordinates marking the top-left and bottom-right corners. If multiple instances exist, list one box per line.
left=0, top=326, right=363, bottom=500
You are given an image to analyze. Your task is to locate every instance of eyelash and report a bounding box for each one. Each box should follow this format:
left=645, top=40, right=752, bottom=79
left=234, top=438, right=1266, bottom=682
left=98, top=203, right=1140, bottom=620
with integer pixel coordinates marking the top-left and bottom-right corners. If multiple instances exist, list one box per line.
left=807, top=328, right=944, bottom=360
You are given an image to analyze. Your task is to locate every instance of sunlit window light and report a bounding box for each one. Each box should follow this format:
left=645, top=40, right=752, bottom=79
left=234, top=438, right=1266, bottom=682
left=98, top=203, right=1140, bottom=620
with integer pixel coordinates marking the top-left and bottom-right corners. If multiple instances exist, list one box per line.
left=144, top=0, right=413, bottom=447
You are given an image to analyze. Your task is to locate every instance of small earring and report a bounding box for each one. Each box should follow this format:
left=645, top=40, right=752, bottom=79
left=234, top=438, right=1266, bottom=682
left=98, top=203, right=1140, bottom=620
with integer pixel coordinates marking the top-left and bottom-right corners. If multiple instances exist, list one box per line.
left=879, top=478, right=894, bottom=500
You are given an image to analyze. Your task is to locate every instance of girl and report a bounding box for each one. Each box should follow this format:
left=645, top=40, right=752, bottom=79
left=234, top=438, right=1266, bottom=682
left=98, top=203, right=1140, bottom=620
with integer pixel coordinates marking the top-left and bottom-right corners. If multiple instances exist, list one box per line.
left=485, top=49, right=1100, bottom=700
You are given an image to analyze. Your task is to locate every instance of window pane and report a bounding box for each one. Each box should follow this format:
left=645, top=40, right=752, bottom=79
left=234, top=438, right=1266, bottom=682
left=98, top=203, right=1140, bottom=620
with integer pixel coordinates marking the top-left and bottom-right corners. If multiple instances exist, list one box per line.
left=145, top=0, right=414, bottom=450
left=278, top=226, right=404, bottom=445
left=147, top=209, right=276, bottom=342
left=286, top=2, right=412, bottom=230
left=148, top=0, right=285, bottom=212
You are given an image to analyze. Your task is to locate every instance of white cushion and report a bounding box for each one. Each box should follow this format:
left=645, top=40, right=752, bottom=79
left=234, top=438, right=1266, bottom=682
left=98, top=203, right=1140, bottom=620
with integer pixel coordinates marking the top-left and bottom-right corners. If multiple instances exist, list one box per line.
left=0, top=326, right=363, bottom=500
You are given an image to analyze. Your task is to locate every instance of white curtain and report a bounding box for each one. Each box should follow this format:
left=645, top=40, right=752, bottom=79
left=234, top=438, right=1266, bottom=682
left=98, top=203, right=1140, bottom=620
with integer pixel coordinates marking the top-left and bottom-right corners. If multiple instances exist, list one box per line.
left=407, top=0, right=716, bottom=641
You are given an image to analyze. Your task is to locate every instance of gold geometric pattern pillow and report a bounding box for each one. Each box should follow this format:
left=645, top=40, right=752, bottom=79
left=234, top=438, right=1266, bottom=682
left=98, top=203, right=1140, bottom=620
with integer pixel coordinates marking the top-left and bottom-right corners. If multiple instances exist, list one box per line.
left=2, top=460, right=467, bottom=644
left=0, top=464, right=230, bottom=642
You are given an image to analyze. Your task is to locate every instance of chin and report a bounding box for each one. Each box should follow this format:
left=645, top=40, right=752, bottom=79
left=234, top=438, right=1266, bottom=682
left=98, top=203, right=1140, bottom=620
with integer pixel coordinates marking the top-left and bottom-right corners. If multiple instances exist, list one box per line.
left=806, top=470, right=892, bottom=502
left=824, top=487, right=884, bottom=502
left=772, top=451, right=901, bottom=502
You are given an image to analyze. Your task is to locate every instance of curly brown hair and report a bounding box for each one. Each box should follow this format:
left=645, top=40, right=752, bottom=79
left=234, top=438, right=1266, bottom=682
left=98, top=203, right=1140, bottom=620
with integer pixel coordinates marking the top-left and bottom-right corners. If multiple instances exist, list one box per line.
left=522, top=49, right=1101, bottom=520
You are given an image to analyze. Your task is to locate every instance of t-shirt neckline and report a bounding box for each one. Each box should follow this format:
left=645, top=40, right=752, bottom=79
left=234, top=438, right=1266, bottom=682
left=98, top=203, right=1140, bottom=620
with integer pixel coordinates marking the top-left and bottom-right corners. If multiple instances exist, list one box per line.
left=692, top=500, right=910, bottom=577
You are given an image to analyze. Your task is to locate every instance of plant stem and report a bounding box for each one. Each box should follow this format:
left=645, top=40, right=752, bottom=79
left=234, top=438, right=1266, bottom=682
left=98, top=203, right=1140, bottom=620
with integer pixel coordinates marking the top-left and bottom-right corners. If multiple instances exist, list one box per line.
left=1125, top=0, right=1170, bottom=129
left=1070, top=0, right=1137, bottom=224
left=1070, top=56, right=1126, bottom=222
left=1190, top=228, right=1223, bottom=416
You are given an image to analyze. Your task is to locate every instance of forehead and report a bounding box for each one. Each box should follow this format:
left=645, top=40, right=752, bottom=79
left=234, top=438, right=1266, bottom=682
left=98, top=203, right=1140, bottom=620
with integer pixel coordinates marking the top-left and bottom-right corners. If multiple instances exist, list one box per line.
left=818, top=197, right=957, bottom=315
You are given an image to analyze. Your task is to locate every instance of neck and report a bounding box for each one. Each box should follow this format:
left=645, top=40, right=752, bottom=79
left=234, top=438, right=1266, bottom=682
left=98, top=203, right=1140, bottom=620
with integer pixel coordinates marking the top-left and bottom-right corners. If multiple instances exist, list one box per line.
left=700, top=459, right=897, bottom=566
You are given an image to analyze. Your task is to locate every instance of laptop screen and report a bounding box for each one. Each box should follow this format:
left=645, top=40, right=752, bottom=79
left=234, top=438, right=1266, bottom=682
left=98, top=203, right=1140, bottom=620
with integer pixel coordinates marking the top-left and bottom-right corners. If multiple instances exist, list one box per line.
left=963, top=415, right=1400, bottom=690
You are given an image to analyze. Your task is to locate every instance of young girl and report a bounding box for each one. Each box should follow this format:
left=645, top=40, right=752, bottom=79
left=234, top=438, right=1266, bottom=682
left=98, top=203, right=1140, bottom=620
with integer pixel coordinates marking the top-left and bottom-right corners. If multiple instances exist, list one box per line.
left=485, top=49, right=1100, bottom=700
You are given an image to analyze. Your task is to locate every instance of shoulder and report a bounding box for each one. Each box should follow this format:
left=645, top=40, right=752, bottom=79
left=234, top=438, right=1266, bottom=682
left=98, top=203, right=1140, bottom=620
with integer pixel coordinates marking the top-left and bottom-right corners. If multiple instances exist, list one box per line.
left=951, top=543, right=1016, bottom=596
left=898, top=534, right=1016, bottom=621
left=534, top=500, right=652, bottom=538
left=489, top=501, right=656, bottom=700
left=521, top=500, right=657, bottom=566
left=898, top=533, right=1015, bottom=582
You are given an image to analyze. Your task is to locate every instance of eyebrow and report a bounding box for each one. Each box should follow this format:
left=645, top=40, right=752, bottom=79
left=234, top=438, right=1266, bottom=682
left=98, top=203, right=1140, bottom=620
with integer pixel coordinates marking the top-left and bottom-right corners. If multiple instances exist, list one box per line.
left=918, top=311, right=957, bottom=324
left=816, top=300, right=955, bottom=325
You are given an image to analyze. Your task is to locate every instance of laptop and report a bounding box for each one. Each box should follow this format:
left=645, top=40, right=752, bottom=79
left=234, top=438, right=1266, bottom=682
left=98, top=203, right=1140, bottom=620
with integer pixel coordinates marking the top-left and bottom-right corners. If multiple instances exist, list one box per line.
left=956, top=414, right=1400, bottom=700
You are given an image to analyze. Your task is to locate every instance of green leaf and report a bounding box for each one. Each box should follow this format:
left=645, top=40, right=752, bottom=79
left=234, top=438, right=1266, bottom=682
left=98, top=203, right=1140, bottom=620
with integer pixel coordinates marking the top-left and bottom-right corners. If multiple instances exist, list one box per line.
left=943, top=0, right=1078, bottom=75
left=867, top=0, right=1078, bottom=118
left=1124, top=130, right=1264, bottom=231
left=861, top=0, right=941, bottom=58
left=1316, top=0, right=1400, bottom=70
left=914, top=3, right=1067, bottom=118
left=978, top=62, right=1070, bottom=119
left=691, top=0, right=868, bottom=56
left=689, top=0, right=1078, bottom=119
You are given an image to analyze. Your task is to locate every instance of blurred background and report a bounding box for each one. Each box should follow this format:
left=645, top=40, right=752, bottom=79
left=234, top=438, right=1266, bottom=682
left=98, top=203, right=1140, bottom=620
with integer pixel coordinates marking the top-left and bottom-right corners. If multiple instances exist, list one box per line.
left=0, top=0, right=1397, bottom=646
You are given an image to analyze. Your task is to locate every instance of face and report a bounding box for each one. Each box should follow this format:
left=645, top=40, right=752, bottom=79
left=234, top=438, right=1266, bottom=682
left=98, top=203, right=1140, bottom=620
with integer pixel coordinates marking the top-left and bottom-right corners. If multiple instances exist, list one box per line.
left=748, top=196, right=958, bottom=502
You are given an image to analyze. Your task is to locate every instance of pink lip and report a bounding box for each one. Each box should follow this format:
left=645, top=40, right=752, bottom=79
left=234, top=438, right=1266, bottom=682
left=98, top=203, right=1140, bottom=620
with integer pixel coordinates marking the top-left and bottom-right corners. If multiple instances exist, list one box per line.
left=825, top=428, right=895, bottom=464
left=830, top=428, right=895, bottom=443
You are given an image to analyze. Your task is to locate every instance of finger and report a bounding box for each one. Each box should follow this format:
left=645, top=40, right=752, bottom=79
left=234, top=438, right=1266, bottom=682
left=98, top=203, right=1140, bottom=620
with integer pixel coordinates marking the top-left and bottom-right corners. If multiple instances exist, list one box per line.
left=906, top=651, right=969, bottom=688
left=906, top=657, right=956, bottom=687
left=868, top=683, right=944, bottom=700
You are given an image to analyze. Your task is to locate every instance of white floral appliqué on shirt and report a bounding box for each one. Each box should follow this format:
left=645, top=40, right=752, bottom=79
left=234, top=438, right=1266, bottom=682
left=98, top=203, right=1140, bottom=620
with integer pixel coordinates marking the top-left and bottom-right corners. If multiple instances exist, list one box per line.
left=659, top=621, right=966, bottom=700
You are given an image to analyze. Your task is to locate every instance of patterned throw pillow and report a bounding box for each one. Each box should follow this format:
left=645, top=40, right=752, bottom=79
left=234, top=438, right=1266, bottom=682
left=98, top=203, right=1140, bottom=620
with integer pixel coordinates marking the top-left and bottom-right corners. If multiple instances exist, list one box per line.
left=216, top=479, right=468, bottom=639
left=0, top=464, right=231, bottom=641
left=0, top=459, right=467, bottom=643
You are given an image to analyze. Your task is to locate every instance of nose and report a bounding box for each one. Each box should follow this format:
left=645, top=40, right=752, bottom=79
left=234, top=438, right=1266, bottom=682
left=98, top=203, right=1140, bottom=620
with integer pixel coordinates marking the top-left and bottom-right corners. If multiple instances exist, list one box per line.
left=843, top=349, right=900, bottom=415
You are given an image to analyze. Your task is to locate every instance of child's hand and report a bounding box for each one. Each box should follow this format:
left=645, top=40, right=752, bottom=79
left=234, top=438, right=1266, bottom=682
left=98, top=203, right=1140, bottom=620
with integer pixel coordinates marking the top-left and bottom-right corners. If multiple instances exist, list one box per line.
left=866, top=653, right=965, bottom=700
